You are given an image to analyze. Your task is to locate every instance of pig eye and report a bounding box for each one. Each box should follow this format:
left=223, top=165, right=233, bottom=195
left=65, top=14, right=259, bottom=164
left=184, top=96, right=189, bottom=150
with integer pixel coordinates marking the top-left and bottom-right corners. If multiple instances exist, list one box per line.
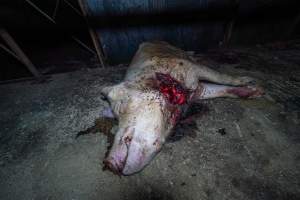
left=101, top=94, right=109, bottom=102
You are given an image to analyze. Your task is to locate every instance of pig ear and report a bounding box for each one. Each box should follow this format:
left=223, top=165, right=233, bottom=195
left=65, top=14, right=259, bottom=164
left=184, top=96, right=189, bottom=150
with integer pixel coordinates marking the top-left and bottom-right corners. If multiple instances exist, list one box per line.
left=101, top=84, right=128, bottom=102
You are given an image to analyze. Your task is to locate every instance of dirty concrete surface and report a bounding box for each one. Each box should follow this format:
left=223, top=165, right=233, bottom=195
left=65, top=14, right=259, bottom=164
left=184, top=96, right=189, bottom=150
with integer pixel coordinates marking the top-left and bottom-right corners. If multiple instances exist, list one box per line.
left=0, top=42, right=300, bottom=200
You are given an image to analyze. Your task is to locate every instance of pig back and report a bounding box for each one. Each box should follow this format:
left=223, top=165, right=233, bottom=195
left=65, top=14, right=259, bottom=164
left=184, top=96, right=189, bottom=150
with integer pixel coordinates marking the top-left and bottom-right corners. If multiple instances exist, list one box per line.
left=125, top=41, right=192, bottom=83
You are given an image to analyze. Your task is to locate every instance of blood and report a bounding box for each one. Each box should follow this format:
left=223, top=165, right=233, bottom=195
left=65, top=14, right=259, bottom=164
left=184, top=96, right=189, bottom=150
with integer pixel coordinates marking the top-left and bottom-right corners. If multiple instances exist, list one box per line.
left=227, top=86, right=263, bottom=98
left=155, top=73, right=188, bottom=105
left=154, top=73, right=190, bottom=125
left=167, top=107, right=180, bottom=125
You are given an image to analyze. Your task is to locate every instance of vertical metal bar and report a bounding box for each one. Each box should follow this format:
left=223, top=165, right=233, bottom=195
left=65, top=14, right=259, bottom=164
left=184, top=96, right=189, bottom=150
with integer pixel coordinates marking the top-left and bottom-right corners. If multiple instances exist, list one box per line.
left=223, top=19, right=235, bottom=46
left=222, top=0, right=239, bottom=47
left=78, top=0, right=106, bottom=68
left=52, top=0, right=60, bottom=19
left=87, top=29, right=106, bottom=68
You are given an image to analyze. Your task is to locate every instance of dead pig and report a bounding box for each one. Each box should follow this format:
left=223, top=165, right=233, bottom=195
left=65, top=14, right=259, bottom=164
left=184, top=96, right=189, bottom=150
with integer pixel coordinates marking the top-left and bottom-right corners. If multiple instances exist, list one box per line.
left=101, top=41, right=263, bottom=175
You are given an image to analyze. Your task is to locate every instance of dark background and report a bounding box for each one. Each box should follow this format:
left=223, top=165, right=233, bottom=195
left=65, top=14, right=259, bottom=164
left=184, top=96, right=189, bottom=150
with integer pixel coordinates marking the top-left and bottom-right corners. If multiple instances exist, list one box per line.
left=1, top=0, right=300, bottom=81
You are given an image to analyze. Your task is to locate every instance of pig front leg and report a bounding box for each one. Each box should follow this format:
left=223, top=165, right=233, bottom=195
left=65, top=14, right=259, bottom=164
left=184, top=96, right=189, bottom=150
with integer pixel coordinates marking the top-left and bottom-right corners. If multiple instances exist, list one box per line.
left=196, top=83, right=264, bottom=100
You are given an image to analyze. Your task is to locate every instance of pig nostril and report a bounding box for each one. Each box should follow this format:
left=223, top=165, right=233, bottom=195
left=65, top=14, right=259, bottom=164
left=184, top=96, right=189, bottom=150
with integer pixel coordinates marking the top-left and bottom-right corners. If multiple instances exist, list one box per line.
left=124, top=136, right=132, bottom=145
left=103, top=158, right=124, bottom=176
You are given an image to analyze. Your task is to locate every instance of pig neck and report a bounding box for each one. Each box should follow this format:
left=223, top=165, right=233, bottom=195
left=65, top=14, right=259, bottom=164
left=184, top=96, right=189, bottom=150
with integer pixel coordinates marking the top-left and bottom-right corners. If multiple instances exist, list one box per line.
left=129, top=72, right=193, bottom=127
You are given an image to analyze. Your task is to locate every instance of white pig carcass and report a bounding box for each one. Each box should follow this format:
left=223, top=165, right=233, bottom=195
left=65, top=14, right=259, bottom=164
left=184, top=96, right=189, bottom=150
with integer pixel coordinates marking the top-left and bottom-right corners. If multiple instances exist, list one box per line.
left=101, top=41, right=263, bottom=175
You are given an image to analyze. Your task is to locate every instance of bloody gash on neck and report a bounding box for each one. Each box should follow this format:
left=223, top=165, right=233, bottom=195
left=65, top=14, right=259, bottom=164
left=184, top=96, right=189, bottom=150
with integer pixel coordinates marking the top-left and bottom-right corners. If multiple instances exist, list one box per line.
left=155, top=72, right=188, bottom=105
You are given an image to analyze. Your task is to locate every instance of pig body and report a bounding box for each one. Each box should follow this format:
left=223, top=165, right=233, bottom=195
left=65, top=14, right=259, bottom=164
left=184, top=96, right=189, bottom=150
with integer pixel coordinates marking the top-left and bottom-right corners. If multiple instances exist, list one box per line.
left=102, top=41, right=263, bottom=175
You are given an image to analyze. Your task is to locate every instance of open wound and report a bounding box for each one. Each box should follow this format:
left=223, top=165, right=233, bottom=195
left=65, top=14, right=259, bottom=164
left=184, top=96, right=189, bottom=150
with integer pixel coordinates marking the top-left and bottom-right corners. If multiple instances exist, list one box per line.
left=153, top=73, right=191, bottom=125
left=155, top=72, right=188, bottom=105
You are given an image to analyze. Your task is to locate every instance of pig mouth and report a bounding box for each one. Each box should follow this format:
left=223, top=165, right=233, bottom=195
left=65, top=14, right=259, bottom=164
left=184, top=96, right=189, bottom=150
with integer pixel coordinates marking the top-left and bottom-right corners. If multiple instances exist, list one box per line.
left=103, top=158, right=126, bottom=176
left=103, top=139, right=131, bottom=176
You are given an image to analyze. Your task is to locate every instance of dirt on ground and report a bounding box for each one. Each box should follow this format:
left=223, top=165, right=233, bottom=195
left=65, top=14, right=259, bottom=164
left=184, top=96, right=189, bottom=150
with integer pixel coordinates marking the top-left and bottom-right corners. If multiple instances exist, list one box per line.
left=0, top=42, right=300, bottom=200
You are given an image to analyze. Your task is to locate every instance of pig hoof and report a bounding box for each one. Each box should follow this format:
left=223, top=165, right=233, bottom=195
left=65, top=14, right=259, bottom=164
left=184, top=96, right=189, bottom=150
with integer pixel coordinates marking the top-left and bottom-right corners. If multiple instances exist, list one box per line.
left=247, top=86, right=264, bottom=98
left=228, top=85, right=264, bottom=98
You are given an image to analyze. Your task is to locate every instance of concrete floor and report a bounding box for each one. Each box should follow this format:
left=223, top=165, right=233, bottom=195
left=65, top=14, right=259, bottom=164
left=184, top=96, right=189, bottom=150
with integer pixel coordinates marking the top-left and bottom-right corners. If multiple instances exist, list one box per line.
left=0, top=43, right=300, bottom=200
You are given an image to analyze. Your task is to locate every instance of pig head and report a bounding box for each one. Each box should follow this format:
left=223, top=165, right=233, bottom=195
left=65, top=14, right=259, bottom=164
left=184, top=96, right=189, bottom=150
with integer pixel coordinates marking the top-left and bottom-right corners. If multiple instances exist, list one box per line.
left=101, top=82, right=180, bottom=175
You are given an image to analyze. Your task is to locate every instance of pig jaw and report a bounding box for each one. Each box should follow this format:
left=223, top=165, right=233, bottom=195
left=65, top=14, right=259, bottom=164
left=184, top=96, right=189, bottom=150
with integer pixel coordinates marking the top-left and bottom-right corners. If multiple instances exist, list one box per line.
left=122, top=140, right=158, bottom=175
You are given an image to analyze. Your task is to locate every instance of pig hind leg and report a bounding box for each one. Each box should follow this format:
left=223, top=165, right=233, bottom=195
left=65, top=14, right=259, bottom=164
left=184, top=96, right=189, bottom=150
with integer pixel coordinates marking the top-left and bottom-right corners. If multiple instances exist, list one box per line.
left=198, top=83, right=264, bottom=100
left=192, top=62, right=254, bottom=86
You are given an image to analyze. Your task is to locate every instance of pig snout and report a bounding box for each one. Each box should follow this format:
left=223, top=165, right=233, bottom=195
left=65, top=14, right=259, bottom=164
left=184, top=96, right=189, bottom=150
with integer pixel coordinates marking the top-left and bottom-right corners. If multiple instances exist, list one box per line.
left=103, top=144, right=128, bottom=175
left=103, top=129, right=132, bottom=175
left=104, top=128, right=161, bottom=175
left=104, top=139, right=157, bottom=176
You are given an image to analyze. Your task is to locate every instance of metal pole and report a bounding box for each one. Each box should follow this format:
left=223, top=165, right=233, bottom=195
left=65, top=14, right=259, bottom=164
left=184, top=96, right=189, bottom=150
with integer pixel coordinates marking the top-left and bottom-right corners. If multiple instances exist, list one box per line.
left=0, top=43, right=23, bottom=62
left=0, top=28, right=43, bottom=79
left=78, top=0, right=106, bottom=68
left=52, top=0, right=60, bottom=19
left=63, top=0, right=83, bottom=17
left=25, top=0, right=56, bottom=24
